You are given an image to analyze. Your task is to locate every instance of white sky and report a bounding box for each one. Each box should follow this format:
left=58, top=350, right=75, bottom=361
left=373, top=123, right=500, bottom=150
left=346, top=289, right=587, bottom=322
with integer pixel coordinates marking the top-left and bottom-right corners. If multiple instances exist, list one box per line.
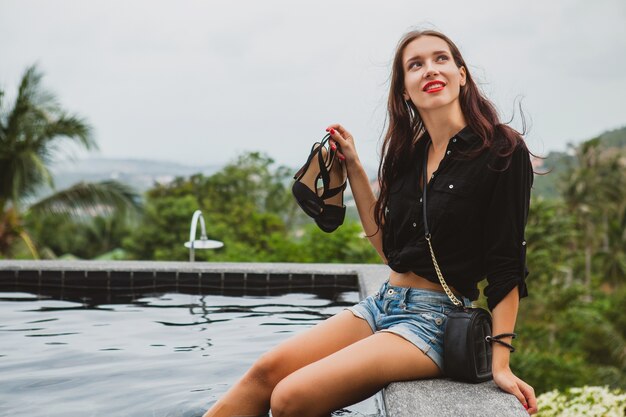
left=1, top=0, right=625, bottom=170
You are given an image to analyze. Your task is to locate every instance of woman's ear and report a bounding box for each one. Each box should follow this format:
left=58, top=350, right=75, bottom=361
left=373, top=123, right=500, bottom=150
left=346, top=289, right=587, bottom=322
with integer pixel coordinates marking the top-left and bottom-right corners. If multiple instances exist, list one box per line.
left=403, top=91, right=410, bottom=101
left=459, top=66, right=467, bottom=87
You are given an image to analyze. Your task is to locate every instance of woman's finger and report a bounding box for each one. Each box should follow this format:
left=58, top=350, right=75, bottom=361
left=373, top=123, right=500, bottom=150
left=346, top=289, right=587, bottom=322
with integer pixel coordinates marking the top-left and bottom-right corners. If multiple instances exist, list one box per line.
left=326, top=124, right=353, bottom=143
left=327, top=127, right=346, bottom=146
left=519, top=383, right=537, bottom=414
left=506, top=383, right=527, bottom=410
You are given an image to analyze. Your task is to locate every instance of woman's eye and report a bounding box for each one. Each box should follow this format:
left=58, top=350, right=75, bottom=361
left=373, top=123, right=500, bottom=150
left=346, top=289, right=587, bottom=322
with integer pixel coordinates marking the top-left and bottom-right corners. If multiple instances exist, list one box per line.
left=437, top=55, right=449, bottom=61
left=409, top=62, right=421, bottom=69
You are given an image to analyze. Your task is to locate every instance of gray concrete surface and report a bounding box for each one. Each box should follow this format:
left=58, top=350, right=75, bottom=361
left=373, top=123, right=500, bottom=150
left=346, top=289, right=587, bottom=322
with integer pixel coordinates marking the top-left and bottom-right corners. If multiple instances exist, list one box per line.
left=385, top=378, right=529, bottom=417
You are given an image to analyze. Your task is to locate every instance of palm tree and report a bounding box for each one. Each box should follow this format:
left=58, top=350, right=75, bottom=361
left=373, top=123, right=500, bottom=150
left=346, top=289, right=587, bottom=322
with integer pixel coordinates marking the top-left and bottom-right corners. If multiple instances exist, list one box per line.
left=561, top=138, right=626, bottom=295
left=0, top=65, right=140, bottom=258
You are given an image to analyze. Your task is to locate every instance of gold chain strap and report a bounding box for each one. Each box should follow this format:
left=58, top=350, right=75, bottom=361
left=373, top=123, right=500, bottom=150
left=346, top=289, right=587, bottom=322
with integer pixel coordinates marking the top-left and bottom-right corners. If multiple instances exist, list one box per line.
left=425, top=235, right=463, bottom=307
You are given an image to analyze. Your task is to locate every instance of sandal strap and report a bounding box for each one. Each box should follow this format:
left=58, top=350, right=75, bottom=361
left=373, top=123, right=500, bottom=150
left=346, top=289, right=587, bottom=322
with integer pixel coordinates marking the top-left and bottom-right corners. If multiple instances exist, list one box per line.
left=320, top=180, right=347, bottom=199
left=317, top=137, right=333, bottom=197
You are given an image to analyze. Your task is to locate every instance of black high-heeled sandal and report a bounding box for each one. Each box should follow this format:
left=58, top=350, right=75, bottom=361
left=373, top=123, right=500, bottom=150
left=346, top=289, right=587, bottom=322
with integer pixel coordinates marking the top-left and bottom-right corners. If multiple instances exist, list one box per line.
left=292, top=135, right=335, bottom=219
left=315, top=153, right=347, bottom=233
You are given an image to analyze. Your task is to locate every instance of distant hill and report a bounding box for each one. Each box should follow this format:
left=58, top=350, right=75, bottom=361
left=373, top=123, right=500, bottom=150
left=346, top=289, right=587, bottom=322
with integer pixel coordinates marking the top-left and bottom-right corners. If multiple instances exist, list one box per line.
left=32, top=125, right=626, bottom=204
left=30, top=158, right=222, bottom=202
left=599, top=125, right=626, bottom=149
left=531, top=125, right=626, bottom=199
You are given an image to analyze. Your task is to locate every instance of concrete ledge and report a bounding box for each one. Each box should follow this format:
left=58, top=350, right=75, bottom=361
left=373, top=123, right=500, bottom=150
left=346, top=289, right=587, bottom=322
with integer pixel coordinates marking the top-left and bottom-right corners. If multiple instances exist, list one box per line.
left=385, top=379, right=529, bottom=416
left=0, top=261, right=528, bottom=416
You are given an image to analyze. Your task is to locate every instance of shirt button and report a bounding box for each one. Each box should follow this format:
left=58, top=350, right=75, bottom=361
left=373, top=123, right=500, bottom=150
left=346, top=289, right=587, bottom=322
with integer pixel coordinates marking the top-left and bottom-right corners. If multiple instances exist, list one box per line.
left=435, top=317, right=443, bottom=325
left=452, top=138, right=457, bottom=143
left=522, top=241, right=527, bottom=246
left=413, top=222, right=417, bottom=227
left=419, top=197, right=423, bottom=203
left=446, top=150, right=451, bottom=155
left=449, top=184, right=454, bottom=189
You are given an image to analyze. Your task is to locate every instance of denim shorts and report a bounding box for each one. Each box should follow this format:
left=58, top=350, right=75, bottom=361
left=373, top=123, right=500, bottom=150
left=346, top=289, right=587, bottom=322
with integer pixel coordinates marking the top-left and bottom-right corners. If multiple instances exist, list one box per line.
left=344, top=279, right=472, bottom=372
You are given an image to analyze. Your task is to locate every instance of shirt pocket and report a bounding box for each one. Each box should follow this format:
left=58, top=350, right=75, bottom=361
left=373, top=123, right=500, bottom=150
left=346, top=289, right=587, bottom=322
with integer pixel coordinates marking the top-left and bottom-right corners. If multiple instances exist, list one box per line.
left=429, top=175, right=477, bottom=222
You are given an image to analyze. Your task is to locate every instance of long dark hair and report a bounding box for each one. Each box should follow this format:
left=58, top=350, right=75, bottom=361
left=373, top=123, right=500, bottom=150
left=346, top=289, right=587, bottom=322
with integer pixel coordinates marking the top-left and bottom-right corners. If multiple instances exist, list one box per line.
left=373, top=29, right=531, bottom=232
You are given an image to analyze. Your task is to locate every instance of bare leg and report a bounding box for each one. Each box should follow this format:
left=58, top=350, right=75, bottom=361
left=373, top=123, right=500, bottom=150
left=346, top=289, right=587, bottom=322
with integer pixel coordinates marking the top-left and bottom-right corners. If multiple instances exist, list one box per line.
left=270, top=331, right=443, bottom=417
left=203, top=309, right=373, bottom=417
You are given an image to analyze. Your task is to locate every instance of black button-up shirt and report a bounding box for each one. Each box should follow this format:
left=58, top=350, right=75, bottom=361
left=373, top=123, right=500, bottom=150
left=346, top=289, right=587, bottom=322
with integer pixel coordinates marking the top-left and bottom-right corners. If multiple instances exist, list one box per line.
left=382, top=125, right=533, bottom=311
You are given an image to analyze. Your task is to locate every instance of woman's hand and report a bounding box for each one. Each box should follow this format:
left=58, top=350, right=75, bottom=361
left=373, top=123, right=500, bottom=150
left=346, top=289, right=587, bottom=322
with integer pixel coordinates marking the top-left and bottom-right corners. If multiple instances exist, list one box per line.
left=325, top=124, right=359, bottom=168
left=493, top=367, right=538, bottom=415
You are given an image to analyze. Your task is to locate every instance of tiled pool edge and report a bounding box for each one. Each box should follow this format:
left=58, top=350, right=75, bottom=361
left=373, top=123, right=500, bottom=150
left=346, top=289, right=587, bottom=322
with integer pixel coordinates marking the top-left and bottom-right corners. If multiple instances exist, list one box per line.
left=0, top=261, right=528, bottom=417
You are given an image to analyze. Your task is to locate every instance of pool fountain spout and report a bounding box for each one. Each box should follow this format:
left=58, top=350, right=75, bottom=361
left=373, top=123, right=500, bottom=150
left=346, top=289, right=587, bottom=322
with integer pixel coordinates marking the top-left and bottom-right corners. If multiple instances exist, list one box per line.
left=184, top=210, right=224, bottom=261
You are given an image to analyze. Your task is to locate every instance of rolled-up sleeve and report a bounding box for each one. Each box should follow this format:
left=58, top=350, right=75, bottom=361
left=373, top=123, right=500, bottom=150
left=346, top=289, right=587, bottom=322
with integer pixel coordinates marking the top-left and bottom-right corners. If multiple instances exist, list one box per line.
left=483, top=144, right=533, bottom=312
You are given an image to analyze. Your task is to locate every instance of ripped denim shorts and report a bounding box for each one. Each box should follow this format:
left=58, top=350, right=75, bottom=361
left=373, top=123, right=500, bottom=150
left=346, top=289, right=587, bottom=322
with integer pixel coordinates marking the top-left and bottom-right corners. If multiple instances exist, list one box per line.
left=344, top=279, right=472, bottom=372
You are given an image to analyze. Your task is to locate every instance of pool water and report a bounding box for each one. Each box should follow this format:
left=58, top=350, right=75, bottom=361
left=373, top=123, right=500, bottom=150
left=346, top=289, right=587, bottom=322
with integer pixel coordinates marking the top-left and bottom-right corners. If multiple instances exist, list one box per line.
left=0, top=289, right=384, bottom=417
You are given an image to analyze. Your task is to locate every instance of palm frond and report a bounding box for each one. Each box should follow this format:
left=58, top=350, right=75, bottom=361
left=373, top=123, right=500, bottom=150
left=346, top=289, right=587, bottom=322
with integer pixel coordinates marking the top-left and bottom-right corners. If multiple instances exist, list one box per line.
left=37, top=114, right=95, bottom=150
left=28, top=180, right=142, bottom=221
left=0, top=64, right=95, bottom=206
left=18, top=229, right=39, bottom=259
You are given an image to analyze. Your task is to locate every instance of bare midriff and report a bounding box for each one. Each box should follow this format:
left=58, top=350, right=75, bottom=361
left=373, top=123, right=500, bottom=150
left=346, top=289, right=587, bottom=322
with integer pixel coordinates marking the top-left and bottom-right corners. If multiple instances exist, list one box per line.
left=388, top=270, right=463, bottom=298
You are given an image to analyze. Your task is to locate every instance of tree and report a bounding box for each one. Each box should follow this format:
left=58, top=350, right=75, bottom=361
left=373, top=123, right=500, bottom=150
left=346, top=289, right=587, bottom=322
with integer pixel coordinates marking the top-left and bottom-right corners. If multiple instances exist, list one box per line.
left=0, top=65, right=140, bottom=258
left=560, top=138, right=626, bottom=294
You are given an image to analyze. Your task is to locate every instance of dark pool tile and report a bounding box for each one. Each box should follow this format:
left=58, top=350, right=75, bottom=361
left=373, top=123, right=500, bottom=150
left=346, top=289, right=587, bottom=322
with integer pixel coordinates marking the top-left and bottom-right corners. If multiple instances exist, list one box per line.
left=63, top=270, right=89, bottom=289
left=335, top=274, right=358, bottom=288
left=154, top=271, right=178, bottom=292
left=133, top=271, right=156, bottom=291
left=199, top=272, right=222, bottom=289
left=290, top=273, right=314, bottom=285
left=86, top=271, right=110, bottom=290
left=38, top=270, right=63, bottom=289
left=15, top=270, right=40, bottom=286
left=223, top=272, right=245, bottom=289
left=0, top=270, right=17, bottom=288
left=268, top=273, right=291, bottom=286
left=178, top=272, right=201, bottom=294
left=109, top=271, right=133, bottom=290
left=246, top=273, right=269, bottom=289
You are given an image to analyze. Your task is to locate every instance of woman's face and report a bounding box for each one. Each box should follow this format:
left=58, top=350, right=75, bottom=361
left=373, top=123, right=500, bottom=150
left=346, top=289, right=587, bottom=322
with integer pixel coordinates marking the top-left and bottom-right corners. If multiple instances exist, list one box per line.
left=401, top=35, right=466, bottom=113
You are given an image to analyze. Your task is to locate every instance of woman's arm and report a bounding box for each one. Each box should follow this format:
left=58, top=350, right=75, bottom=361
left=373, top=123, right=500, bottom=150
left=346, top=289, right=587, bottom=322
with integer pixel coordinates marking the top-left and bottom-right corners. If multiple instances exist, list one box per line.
left=491, top=285, right=537, bottom=414
left=491, top=285, right=519, bottom=372
left=326, top=124, right=387, bottom=262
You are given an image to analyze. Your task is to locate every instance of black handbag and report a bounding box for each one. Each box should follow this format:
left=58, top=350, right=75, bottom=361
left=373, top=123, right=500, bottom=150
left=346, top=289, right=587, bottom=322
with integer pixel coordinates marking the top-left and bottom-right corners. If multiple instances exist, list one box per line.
left=421, top=139, right=493, bottom=383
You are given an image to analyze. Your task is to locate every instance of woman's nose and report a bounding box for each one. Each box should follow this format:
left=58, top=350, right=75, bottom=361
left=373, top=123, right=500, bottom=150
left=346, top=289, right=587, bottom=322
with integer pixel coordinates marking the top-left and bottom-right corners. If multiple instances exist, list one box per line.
left=423, top=61, right=439, bottom=78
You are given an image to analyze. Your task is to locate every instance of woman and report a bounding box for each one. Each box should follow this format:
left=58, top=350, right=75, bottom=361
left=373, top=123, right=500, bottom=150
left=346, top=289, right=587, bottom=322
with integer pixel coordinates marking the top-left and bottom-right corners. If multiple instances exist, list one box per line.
left=204, top=29, right=538, bottom=417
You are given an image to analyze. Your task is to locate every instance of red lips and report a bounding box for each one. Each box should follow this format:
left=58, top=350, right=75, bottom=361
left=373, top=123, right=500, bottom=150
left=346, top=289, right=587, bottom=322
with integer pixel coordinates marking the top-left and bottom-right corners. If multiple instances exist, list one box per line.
left=422, top=80, right=446, bottom=92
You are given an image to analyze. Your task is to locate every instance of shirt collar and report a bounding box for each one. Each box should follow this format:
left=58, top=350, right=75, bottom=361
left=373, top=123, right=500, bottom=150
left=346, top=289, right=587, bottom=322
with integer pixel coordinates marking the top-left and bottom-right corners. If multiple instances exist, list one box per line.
left=419, top=124, right=480, bottom=146
left=454, top=124, right=480, bottom=144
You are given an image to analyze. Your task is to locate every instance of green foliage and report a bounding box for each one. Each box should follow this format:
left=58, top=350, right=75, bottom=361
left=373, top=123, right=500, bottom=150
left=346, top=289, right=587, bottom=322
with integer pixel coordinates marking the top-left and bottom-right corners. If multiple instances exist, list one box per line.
left=509, top=139, right=626, bottom=394
left=25, top=212, right=132, bottom=260
left=122, top=152, right=380, bottom=264
left=123, top=194, right=199, bottom=261
left=296, top=222, right=380, bottom=264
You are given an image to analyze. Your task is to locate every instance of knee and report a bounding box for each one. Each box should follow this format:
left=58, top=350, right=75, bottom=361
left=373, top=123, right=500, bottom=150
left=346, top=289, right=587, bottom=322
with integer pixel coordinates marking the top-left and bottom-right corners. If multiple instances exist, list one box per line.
left=270, top=380, right=309, bottom=417
left=245, top=351, right=283, bottom=389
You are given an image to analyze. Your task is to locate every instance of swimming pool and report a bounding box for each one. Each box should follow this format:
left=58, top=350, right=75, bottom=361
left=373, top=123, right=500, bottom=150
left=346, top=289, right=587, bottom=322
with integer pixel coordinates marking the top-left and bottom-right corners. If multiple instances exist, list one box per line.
left=0, top=262, right=386, bottom=417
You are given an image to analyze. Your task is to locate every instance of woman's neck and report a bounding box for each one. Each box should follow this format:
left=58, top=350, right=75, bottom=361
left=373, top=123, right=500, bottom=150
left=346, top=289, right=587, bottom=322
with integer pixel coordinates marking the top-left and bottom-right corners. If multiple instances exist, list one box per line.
left=420, top=104, right=467, bottom=153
